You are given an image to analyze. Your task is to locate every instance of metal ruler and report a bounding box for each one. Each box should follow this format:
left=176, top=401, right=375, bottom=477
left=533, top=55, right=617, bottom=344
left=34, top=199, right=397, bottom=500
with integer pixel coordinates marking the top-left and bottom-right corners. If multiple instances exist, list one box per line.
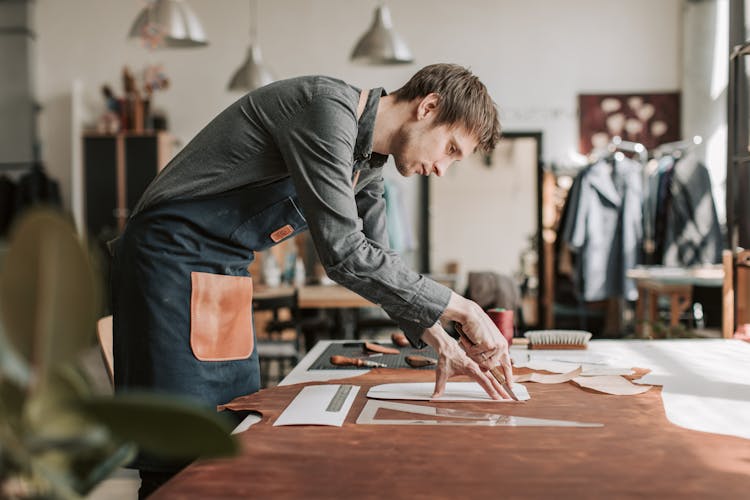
left=326, top=384, right=354, bottom=412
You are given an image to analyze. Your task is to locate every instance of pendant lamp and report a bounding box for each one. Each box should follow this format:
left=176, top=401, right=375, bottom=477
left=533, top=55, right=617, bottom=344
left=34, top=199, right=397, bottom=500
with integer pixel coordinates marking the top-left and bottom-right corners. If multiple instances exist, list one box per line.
left=128, top=0, right=208, bottom=49
left=228, top=0, right=275, bottom=91
left=350, top=3, right=414, bottom=65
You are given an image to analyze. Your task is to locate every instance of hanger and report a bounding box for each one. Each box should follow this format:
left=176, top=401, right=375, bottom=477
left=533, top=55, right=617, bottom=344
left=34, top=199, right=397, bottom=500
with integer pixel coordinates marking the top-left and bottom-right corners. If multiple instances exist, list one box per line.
left=652, top=135, right=702, bottom=159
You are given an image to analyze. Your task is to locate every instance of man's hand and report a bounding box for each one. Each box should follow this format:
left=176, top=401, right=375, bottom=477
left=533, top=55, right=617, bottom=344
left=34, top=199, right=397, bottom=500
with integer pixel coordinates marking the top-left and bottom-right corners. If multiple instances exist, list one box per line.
left=421, top=324, right=512, bottom=400
left=439, top=292, right=514, bottom=395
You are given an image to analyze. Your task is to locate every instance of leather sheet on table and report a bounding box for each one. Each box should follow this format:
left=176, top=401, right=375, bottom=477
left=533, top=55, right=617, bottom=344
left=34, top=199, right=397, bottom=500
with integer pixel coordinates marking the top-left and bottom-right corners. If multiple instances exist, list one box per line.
left=154, top=369, right=750, bottom=499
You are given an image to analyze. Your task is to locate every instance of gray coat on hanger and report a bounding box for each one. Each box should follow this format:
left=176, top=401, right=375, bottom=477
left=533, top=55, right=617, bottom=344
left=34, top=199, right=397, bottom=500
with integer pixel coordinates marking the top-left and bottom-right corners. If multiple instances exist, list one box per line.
left=663, top=154, right=722, bottom=267
left=562, top=157, right=643, bottom=301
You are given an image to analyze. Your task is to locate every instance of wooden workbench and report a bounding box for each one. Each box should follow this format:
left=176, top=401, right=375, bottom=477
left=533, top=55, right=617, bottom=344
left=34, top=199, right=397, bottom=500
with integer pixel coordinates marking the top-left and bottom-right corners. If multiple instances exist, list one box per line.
left=152, top=341, right=750, bottom=499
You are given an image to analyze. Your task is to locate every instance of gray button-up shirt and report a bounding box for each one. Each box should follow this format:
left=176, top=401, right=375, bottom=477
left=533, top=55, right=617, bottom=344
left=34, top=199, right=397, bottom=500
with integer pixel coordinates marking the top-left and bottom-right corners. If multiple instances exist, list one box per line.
left=133, top=75, right=451, bottom=346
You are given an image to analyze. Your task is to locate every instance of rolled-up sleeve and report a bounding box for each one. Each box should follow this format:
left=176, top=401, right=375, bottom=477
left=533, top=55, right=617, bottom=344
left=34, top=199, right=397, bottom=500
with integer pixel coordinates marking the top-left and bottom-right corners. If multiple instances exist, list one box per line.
left=274, top=93, right=451, bottom=342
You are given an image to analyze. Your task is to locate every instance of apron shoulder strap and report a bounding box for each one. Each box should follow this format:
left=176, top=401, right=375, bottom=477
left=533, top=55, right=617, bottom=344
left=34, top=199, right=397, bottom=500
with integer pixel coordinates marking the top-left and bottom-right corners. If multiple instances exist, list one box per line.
left=352, top=89, right=369, bottom=188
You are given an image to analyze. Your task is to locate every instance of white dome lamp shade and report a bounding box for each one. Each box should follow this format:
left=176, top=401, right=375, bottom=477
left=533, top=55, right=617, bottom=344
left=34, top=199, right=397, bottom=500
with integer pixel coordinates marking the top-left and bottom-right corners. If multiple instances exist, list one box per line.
left=350, top=4, right=414, bottom=65
left=228, top=0, right=275, bottom=91
left=128, top=0, right=208, bottom=49
left=228, top=44, right=275, bottom=91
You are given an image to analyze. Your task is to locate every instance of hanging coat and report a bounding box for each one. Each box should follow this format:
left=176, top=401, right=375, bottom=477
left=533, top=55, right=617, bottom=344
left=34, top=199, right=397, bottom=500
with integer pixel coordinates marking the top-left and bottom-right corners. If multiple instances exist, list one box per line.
left=662, top=154, right=722, bottom=266
left=561, top=157, right=643, bottom=301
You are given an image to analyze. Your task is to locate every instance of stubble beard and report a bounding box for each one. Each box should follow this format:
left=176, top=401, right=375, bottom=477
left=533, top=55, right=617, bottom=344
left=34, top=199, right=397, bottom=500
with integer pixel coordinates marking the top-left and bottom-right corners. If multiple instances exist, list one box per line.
left=392, top=125, right=418, bottom=177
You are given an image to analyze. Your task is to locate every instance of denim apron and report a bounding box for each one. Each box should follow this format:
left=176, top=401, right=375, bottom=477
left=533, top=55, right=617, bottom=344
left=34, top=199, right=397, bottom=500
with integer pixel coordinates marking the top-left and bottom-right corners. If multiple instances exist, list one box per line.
left=111, top=177, right=307, bottom=470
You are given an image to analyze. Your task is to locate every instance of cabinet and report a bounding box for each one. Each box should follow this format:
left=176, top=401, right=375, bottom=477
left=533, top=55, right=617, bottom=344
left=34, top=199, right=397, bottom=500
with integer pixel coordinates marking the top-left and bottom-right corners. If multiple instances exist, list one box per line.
left=83, top=132, right=173, bottom=238
left=0, top=1, right=35, bottom=165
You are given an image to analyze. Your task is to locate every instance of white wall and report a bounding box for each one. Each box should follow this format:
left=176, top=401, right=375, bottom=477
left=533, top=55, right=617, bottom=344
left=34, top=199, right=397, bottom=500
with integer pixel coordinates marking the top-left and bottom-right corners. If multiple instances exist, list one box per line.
left=682, top=0, right=728, bottom=225
left=34, top=0, right=681, bottom=210
left=431, top=136, right=538, bottom=281
left=32, top=0, right=682, bottom=274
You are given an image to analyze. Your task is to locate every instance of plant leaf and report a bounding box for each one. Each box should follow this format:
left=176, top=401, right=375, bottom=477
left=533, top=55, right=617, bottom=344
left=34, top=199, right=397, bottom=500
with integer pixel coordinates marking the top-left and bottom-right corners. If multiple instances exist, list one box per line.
left=0, top=320, right=31, bottom=386
left=73, top=442, right=137, bottom=495
left=0, top=209, right=99, bottom=380
left=78, top=393, right=239, bottom=459
left=24, top=364, right=100, bottom=442
left=0, top=376, right=27, bottom=430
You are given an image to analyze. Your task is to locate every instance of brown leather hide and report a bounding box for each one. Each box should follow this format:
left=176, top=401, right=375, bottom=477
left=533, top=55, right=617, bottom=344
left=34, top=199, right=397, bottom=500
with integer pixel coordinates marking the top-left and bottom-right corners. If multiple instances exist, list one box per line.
left=153, top=369, right=750, bottom=499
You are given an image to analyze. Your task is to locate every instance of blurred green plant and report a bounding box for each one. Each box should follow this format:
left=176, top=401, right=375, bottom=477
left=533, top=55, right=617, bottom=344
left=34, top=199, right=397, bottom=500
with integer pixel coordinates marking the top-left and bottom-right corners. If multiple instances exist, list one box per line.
left=0, top=210, right=238, bottom=499
left=640, top=319, right=696, bottom=339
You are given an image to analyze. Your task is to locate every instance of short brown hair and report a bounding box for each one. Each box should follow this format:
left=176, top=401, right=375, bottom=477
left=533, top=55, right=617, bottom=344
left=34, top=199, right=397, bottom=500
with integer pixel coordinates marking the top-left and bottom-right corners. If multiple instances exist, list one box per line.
left=392, top=63, right=501, bottom=153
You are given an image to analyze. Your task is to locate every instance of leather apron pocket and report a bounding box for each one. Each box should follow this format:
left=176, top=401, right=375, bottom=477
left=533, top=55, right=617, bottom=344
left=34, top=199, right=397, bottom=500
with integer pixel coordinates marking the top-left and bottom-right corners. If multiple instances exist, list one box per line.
left=190, top=271, right=254, bottom=361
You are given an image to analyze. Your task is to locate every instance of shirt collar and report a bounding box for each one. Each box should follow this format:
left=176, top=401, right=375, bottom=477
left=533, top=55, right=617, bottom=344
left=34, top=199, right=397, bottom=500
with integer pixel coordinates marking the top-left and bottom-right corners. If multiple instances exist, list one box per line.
left=353, top=87, right=388, bottom=170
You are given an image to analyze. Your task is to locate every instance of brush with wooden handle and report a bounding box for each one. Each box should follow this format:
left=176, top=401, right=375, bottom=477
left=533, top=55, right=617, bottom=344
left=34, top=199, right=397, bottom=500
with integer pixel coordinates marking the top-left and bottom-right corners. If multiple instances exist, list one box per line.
left=330, top=355, right=387, bottom=368
left=454, top=324, right=519, bottom=401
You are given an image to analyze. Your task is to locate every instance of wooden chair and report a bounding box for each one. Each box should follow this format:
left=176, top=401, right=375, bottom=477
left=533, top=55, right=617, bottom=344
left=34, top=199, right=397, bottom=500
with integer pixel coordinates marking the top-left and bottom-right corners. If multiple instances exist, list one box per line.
left=96, top=315, right=115, bottom=387
left=253, top=291, right=302, bottom=387
left=723, top=249, right=750, bottom=338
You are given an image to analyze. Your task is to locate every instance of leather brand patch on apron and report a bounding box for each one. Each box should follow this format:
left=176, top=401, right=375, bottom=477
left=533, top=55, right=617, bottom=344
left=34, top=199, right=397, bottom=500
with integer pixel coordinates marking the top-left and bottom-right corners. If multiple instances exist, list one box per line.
left=190, top=271, right=254, bottom=361
left=270, top=224, right=294, bottom=243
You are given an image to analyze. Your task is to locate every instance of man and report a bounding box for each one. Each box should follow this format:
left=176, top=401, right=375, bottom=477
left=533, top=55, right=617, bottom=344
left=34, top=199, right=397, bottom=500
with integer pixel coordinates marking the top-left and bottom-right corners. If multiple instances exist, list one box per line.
left=112, top=63, right=509, bottom=496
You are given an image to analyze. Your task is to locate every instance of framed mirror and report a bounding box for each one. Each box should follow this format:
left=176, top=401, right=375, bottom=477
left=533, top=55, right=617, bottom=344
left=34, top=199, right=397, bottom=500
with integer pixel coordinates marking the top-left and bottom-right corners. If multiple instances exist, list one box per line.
left=421, top=131, right=543, bottom=329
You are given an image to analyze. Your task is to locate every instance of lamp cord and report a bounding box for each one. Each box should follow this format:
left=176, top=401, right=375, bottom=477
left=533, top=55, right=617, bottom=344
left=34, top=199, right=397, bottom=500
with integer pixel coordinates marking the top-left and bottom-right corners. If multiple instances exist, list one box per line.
left=249, top=0, right=258, bottom=44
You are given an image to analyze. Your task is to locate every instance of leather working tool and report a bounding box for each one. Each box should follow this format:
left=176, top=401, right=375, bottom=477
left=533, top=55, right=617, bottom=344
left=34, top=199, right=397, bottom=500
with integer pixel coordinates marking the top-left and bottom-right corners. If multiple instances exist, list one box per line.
left=330, top=355, right=387, bottom=368
left=455, top=323, right=519, bottom=401
left=391, top=332, right=411, bottom=347
left=356, top=400, right=603, bottom=427
left=405, top=355, right=437, bottom=368
left=342, top=342, right=400, bottom=355
left=364, top=342, right=400, bottom=355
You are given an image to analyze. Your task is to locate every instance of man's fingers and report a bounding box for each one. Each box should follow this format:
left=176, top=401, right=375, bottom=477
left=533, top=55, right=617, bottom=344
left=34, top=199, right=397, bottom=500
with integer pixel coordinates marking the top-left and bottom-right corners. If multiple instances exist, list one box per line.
left=458, top=336, right=470, bottom=352
left=501, top=359, right=514, bottom=391
left=432, top=365, right=449, bottom=398
left=483, top=350, right=503, bottom=370
left=487, top=369, right=507, bottom=397
left=469, top=366, right=502, bottom=400
left=495, top=380, right=511, bottom=400
left=464, top=341, right=497, bottom=355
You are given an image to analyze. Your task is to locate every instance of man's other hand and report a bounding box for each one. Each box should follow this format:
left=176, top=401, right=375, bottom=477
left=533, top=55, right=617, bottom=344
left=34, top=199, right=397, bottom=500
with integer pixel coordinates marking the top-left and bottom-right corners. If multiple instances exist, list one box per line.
left=421, top=324, right=511, bottom=400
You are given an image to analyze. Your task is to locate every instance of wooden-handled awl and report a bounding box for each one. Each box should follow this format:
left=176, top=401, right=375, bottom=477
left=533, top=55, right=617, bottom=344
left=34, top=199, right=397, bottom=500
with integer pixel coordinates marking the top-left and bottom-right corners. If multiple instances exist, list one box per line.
left=454, top=324, right=519, bottom=401
left=405, top=355, right=437, bottom=368
left=330, top=355, right=387, bottom=368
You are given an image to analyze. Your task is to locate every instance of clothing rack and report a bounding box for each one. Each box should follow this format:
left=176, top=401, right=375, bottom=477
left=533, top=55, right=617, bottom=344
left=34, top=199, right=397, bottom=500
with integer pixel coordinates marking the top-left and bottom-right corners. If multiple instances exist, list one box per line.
left=609, top=136, right=648, bottom=165
left=652, top=135, right=703, bottom=159
left=587, top=136, right=648, bottom=167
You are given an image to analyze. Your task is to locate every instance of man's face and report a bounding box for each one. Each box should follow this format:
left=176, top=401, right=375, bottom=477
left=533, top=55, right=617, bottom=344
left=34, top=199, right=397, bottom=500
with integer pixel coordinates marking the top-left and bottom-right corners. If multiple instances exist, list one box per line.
left=391, top=96, right=479, bottom=178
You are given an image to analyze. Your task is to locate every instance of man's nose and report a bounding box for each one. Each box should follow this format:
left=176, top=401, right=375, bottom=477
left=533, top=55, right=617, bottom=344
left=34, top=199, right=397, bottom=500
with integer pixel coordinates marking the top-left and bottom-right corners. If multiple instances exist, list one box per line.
left=433, top=158, right=452, bottom=177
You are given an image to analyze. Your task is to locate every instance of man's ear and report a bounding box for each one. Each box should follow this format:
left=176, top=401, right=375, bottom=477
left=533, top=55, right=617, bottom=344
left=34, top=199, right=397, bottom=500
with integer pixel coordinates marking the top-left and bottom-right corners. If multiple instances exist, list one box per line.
left=416, top=93, right=440, bottom=121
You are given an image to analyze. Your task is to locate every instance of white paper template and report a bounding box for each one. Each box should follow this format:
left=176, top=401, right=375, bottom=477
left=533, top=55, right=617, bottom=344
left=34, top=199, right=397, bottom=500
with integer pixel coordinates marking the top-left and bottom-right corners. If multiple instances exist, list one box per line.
left=532, top=340, right=750, bottom=439
left=572, top=375, right=653, bottom=395
left=514, top=367, right=582, bottom=384
left=580, top=366, right=635, bottom=377
left=510, top=349, right=634, bottom=376
left=367, top=382, right=530, bottom=402
left=274, top=384, right=360, bottom=427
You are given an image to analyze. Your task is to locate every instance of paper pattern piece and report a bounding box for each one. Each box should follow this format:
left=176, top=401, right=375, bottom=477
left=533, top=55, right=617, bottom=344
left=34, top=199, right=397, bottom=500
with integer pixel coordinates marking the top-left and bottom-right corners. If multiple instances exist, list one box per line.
left=581, top=366, right=636, bottom=376
left=274, top=384, right=360, bottom=426
left=367, top=382, right=531, bottom=402
left=510, top=339, right=750, bottom=439
left=572, top=376, right=653, bottom=395
left=514, top=367, right=582, bottom=384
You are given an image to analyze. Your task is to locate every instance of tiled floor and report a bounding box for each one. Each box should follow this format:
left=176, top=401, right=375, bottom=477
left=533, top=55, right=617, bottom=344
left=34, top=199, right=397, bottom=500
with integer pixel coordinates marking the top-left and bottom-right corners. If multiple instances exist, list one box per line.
left=87, top=468, right=139, bottom=500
